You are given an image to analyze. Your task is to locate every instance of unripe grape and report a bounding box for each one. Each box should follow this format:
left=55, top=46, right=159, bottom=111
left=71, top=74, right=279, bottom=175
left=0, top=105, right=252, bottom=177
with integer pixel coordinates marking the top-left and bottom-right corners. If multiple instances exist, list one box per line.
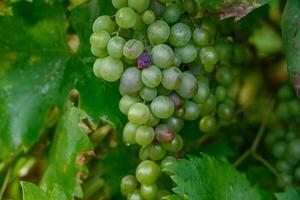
left=176, top=72, right=198, bottom=98
left=184, top=0, right=196, bottom=15
left=90, top=31, right=111, bottom=49
left=136, top=160, right=160, bottom=185
left=215, top=86, right=227, bottom=102
left=155, top=124, right=174, bottom=143
left=123, top=122, right=139, bottom=145
left=123, top=39, right=144, bottom=59
left=169, top=23, right=192, bottom=47
left=169, top=92, right=184, bottom=108
left=198, top=94, right=217, bottom=116
left=112, top=0, right=127, bottom=9
left=162, top=134, right=183, bottom=152
left=193, top=27, right=211, bottom=46
left=164, top=117, right=184, bottom=133
left=151, top=96, right=175, bottom=119
left=174, top=43, right=197, bottom=64
left=200, top=47, right=219, bottom=72
left=141, top=65, right=162, bottom=88
left=121, top=175, right=138, bottom=196
left=135, top=125, right=155, bottom=146
left=183, top=101, right=200, bottom=121
left=217, top=101, right=234, bottom=121
left=139, top=87, right=157, bottom=101
left=288, top=139, right=300, bottom=159
left=128, top=0, right=150, bottom=13
left=232, top=44, right=247, bottom=64
left=162, top=3, right=181, bottom=24
left=142, top=10, right=156, bottom=24
left=133, top=15, right=147, bottom=31
left=128, top=103, right=150, bottom=125
left=120, top=67, right=143, bottom=95
left=147, top=20, right=170, bottom=45
left=140, top=183, right=158, bottom=200
left=107, top=36, right=126, bottom=58
left=128, top=189, right=143, bottom=200
left=149, top=0, right=166, bottom=16
left=215, top=40, right=233, bottom=62
left=116, top=7, right=137, bottom=29
left=192, top=81, right=210, bottom=103
left=272, top=141, right=286, bottom=159
left=161, top=156, right=176, bottom=170
left=119, top=95, right=142, bottom=115
left=161, top=67, right=181, bottom=90
left=145, top=110, right=160, bottom=127
left=199, top=115, right=217, bottom=133
left=216, top=66, right=234, bottom=86
left=93, top=56, right=123, bottom=82
left=149, top=143, right=166, bottom=161
left=151, top=44, right=175, bottom=69
left=93, top=15, right=116, bottom=33
left=90, top=45, right=108, bottom=57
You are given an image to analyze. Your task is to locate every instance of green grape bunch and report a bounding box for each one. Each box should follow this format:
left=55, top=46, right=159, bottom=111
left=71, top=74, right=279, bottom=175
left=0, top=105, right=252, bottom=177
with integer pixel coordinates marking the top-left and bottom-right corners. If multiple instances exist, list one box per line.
left=90, top=0, right=243, bottom=198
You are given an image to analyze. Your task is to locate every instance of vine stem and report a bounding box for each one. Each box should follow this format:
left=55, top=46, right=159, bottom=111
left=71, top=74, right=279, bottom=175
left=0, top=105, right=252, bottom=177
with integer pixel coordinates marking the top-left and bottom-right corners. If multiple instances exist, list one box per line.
left=0, top=169, right=11, bottom=200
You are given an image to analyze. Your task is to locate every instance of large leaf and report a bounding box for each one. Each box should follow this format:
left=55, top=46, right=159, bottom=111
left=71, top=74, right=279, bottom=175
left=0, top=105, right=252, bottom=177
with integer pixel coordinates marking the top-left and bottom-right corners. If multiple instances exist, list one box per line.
left=275, top=188, right=300, bottom=200
left=281, top=0, right=300, bottom=98
left=0, top=0, right=122, bottom=161
left=21, top=182, right=67, bottom=200
left=164, top=154, right=261, bottom=200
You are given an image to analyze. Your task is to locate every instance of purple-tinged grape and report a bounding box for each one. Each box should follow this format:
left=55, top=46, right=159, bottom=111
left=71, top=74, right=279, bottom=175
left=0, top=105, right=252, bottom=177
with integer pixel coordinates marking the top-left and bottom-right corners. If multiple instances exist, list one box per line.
left=155, top=124, right=174, bottom=143
left=169, top=92, right=184, bottom=109
left=137, top=52, right=152, bottom=69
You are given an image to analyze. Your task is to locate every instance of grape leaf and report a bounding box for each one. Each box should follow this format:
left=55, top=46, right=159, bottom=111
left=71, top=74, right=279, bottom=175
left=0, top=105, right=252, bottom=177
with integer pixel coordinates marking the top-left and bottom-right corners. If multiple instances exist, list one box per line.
left=0, top=0, right=122, bottom=161
left=275, top=188, right=300, bottom=200
left=281, top=0, right=300, bottom=98
left=164, top=154, right=261, bottom=200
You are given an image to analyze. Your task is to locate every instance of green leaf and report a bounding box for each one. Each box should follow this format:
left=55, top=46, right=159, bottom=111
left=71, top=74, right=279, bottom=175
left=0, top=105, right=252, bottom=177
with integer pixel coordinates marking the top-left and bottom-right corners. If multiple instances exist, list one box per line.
left=40, top=106, right=93, bottom=199
left=281, top=0, right=300, bottom=98
left=164, top=154, right=261, bottom=200
left=275, top=188, right=300, bottom=200
left=0, top=0, right=122, bottom=161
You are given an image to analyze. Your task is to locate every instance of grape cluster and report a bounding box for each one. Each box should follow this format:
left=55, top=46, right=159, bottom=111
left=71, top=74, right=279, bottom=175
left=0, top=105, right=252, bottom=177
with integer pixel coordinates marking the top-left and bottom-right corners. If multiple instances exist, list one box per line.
left=265, top=84, right=300, bottom=187
left=90, top=0, right=239, bottom=199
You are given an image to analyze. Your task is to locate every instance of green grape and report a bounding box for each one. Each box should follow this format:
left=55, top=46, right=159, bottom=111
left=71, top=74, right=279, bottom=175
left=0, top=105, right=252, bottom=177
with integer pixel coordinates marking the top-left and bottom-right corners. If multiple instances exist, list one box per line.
left=120, top=67, right=143, bottom=95
left=139, top=87, right=157, bottom=101
left=121, top=175, right=138, bottom=196
left=200, top=47, right=219, bottom=72
left=149, top=0, right=166, bottom=16
left=123, top=122, right=139, bottom=145
left=287, top=139, right=300, bottom=159
left=140, top=183, right=158, bottom=200
left=142, top=10, right=156, bottom=24
left=184, top=0, right=196, bottom=15
left=107, top=36, right=126, bottom=58
left=141, top=65, right=162, bottom=88
left=215, top=86, right=227, bottom=102
left=147, top=20, right=170, bottom=45
left=174, top=44, right=197, bottom=63
left=161, top=67, right=181, bottom=90
left=128, top=189, right=143, bottom=200
left=275, top=161, right=292, bottom=173
left=128, top=0, right=150, bottom=13
left=193, top=27, right=211, bottom=46
left=276, top=102, right=290, bottom=119
left=93, top=56, right=123, bottom=82
left=162, top=134, right=183, bottom=152
left=162, top=3, right=181, bottom=24
left=136, top=125, right=155, bottom=146
left=164, top=117, right=184, bottom=133
left=139, top=145, right=150, bottom=160
left=128, top=103, right=151, bottom=125
left=157, top=84, right=171, bottom=96
left=90, top=45, right=108, bottom=58
left=161, top=156, right=176, bottom=170
left=202, top=19, right=217, bottom=39
left=116, top=7, right=138, bottom=29
left=136, top=160, right=160, bottom=185
left=149, top=143, right=167, bottom=161
left=198, top=94, right=217, bottom=116
left=216, top=66, right=234, bottom=86
left=192, top=81, right=210, bottom=103
left=93, top=15, right=116, bottom=33
left=119, top=95, right=142, bottom=115
left=123, top=39, right=144, bottom=59
left=150, top=96, right=175, bottom=119
left=169, top=23, right=192, bottom=47
left=158, top=190, right=171, bottom=200
left=183, top=101, right=200, bottom=120
left=145, top=110, right=160, bottom=127
left=199, top=115, right=217, bottom=133
left=133, top=15, right=147, bottom=31
left=217, top=100, right=234, bottom=121
left=90, top=31, right=111, bottom=49
left=176, top=72, right=198, bottom=98
left=133, top=30, right=146, bottom=40
left=151, top=44, right=175, bottom=69
left=123, top=56, right=137, bottom=65
left=215, top=40, right=233, bottom=62
left=287, top=99, right=300, bottom=116
left=272, top=141, right=287, bottom=159
left=232, top=44, right=247, bottom=64
left=112, top=0, right=127, bottom=9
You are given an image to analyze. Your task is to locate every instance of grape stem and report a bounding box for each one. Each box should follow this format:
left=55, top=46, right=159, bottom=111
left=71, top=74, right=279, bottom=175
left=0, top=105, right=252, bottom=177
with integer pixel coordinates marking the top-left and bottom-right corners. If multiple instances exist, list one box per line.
left=233, top=100, right=288, bottom=186
left=0, top=168, right=11, bottom=200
